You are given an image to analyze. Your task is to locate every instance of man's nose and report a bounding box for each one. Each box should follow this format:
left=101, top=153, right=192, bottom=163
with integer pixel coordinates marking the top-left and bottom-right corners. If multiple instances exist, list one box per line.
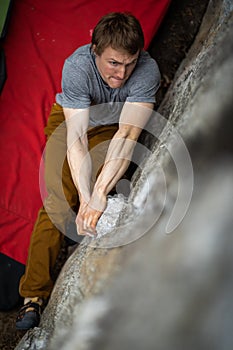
left=117, top=65, right=126, bottom=79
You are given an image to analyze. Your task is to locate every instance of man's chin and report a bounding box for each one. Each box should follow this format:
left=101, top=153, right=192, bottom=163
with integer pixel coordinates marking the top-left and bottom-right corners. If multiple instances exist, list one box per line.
left=108, top=78, right=124, bottom=88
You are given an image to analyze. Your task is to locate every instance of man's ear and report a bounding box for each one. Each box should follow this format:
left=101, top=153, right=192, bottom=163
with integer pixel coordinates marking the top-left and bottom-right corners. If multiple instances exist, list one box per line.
left=92, top=44, right=96, bottom=55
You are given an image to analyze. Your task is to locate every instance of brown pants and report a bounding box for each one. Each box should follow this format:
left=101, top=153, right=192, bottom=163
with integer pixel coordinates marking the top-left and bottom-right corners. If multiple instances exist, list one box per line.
left=19, top=103, right=118, bottom=299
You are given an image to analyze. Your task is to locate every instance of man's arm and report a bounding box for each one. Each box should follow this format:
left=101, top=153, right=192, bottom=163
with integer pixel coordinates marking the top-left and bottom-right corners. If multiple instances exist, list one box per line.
left=64, top=107, right=94, bottom=234
left=80, top=102, right=154, bottom=235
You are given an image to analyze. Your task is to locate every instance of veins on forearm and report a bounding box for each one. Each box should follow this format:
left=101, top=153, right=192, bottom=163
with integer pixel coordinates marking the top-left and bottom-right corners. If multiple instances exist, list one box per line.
left=93, top=134, right=136, bottom=196
left=67, top=136, right=92, bottom=203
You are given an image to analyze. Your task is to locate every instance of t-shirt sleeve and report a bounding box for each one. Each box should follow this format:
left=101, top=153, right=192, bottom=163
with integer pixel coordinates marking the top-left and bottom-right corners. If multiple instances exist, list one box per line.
left=56, top=59, right=91, bottom=109
left=126, top=57, right=161, bottom=104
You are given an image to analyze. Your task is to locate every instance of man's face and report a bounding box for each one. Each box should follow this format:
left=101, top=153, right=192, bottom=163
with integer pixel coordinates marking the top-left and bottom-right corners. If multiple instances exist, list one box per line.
left=94, top=46, right=139, bottom=89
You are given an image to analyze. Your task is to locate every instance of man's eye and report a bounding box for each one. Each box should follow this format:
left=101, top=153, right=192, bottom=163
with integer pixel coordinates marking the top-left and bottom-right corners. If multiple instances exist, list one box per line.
left=110, top=61, right=118, bottom=66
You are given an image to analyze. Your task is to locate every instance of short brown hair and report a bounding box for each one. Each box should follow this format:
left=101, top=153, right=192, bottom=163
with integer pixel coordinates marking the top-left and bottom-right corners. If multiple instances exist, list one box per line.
left=91, top=12, right=144, bottom=55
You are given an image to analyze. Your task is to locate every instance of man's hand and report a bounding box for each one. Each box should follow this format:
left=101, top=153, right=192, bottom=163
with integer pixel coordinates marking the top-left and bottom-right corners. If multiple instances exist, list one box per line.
left=76, top=191, right=107, bottom=236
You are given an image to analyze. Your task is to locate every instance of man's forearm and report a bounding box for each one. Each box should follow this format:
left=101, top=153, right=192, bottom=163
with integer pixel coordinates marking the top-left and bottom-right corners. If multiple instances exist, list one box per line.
left=67, top=136, right=92, bottom=204
left=96, top=138, right=134, bottom=192
left=64, top=107, right=92, bottom=204
left=90, top=102, right=154, bottom=205
left=88, top=130, right=137, bottom=212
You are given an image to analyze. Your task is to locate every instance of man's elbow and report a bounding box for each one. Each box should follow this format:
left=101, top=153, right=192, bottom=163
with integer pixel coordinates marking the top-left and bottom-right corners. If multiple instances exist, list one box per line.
left=118, top=125, right=142, bottom=141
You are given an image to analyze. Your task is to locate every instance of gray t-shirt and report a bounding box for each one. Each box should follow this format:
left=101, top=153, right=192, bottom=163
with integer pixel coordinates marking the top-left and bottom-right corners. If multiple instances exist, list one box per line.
left=56, top=44, right=160, bottom=126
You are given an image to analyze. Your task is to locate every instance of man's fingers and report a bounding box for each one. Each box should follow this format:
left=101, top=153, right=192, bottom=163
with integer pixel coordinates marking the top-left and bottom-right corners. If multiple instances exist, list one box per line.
left=90, top=213, right=100, bottom=229
left=84, top=216, right=93, bottom=230
left=76, top=204, right=103, bottom=237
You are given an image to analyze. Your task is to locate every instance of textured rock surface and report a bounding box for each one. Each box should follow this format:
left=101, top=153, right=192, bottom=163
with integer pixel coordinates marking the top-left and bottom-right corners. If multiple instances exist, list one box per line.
left=15, top=1, right=233, bottom=349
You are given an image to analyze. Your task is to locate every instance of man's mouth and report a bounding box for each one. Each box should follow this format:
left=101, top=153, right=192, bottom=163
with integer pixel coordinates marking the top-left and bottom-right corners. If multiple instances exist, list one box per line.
left=111, top=77, right=124, bottom=81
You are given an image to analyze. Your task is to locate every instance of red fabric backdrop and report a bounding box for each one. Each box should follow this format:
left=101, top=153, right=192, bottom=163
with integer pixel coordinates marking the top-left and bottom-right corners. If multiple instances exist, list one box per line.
left=0, top=0, right=170, bottom=264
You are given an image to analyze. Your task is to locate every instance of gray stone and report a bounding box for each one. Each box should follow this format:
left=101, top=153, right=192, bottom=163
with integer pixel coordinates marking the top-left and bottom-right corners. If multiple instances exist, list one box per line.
left=15, top=1, right=233, bottom=349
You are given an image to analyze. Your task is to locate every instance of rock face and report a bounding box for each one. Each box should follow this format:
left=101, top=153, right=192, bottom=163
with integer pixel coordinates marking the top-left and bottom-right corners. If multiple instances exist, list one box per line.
left=15, top=1, right=233, bottom=349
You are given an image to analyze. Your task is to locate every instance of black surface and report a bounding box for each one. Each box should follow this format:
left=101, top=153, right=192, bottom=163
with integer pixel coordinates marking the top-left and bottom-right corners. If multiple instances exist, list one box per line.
left=0, top=253, right=25, bottom=311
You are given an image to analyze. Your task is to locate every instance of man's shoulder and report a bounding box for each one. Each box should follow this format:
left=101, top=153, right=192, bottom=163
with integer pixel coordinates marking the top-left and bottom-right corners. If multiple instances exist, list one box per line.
left=131, top=50, right=160, bottom=80
left=137, top=50, right=157, bottom=68
left=66, top=44, right=93, bottom=66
